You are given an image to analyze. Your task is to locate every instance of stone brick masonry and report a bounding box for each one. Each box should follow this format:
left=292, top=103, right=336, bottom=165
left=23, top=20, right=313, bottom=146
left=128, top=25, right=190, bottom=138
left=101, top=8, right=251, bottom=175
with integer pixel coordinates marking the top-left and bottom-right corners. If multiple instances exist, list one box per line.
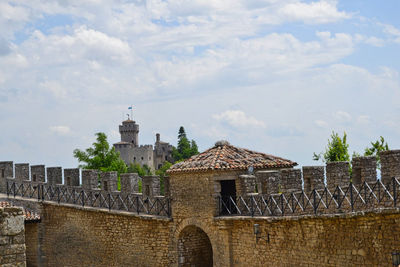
left=0, top=205, right=26, bottom=266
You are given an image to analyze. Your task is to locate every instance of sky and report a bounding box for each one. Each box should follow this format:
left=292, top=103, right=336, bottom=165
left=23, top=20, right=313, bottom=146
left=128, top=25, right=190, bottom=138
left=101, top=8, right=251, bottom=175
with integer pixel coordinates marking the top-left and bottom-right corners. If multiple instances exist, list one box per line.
left=0, top=0, right=399, bottom=169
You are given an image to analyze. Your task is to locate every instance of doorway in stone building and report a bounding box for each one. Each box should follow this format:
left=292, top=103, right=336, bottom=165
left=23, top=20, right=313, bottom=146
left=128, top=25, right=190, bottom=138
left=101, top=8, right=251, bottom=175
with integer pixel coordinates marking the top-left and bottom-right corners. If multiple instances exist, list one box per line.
left=220, top=180, right=237, bottom=214
left=178, top=225, right=213, bottom=267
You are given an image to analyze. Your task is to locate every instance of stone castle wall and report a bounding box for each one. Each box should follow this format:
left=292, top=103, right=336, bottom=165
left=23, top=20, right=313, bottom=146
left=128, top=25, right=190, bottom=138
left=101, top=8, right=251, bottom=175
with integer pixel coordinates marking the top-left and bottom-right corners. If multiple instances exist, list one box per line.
left=24, top=201, right=172, bottom=267
left=1, top=149, right=400, bottom=266
left=132, top=145, right=155, bottom=169
left=0, top=206, right=26, bottom=266
left=224, top=209, right=400, bottom=266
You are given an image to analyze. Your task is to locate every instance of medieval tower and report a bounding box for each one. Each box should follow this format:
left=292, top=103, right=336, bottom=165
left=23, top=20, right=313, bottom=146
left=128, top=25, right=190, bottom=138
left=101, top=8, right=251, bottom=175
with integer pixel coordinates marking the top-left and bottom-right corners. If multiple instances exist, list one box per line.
left=113, top=118, right=173, bottom=170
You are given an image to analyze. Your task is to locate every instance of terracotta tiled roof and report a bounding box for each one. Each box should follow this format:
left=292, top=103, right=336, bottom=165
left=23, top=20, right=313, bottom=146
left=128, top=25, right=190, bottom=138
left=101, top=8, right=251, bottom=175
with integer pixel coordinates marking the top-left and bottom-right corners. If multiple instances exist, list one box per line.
left=167, top=141, right=297, bottom=174
left=0, top=201, right=41, bottom=222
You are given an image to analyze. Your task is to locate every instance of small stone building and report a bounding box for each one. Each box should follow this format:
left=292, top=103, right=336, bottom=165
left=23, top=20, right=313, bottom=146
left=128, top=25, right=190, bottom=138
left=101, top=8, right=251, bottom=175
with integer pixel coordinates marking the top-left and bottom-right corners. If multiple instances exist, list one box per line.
left=167, top=140, right=297, bottom=266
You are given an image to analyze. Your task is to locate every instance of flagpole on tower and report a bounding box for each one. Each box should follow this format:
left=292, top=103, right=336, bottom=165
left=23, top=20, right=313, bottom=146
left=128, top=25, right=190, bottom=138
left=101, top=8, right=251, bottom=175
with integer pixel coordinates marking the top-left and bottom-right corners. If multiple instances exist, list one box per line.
left=128, top=105, right=133, bottom=120
left=130, top=105, right=133, bottom=120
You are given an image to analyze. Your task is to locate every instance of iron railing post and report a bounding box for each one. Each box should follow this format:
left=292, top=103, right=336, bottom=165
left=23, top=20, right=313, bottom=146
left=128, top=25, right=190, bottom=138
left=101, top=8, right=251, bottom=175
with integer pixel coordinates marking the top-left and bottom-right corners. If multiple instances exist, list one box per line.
left=108, top=193, right=111, bottom=211
left=280, top=194, right=284, bottom=216
left=37, top=183, right=40, bottom=201
left=378, top=181, right=381, bottom=204
left=251, top=195, right=254, bottom=217
left=350, top=182, right=354, bottom=212
left=137, top=196, right=140, bottom=215
left=168, top=198, right=171, bottom=217
left=57, top=187, right=60, bottom=204
left=81, top=190, right=85, bottom=207
left=393, top=177, right=397, bottom=207
left=313, top=189, right=317, bottom=215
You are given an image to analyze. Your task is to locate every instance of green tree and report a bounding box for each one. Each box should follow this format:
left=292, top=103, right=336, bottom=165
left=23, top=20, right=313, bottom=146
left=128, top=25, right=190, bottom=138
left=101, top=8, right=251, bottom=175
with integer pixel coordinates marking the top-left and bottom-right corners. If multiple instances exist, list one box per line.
left=364, top=136, right=389, bottom=168
left=313, top=131, right=350, bottom=163
left=127, top=163, right=153, bottom=176
left=73, top=132, right=127, bottom=174
left=190, top=140, right=199, bottom=157
left=172, top=126, right=199, bottom=161
left=178, top=126, right=186, bottom=139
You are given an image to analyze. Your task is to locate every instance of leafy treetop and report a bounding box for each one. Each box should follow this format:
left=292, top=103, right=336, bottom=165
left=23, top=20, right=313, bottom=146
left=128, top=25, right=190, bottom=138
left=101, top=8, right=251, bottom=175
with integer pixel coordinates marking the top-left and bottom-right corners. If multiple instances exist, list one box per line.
left=127, top=163, right=153, bottom=176
left=364, top=136, right=389, bottom=168
left=172, top=126, right=199, bottom=161
left=73, top=132, right=127, bottom=174
left=313, top=131, right=350, bottom=163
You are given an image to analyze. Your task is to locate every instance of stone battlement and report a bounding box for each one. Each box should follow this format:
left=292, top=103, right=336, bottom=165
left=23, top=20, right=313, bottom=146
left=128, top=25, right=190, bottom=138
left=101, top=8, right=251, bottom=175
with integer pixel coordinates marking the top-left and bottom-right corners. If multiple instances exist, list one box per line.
left=0, top=162, right=168, bottom=198
left=1, top=149, right=400, bottom=217
left=234, top=150, right=400, bottom=196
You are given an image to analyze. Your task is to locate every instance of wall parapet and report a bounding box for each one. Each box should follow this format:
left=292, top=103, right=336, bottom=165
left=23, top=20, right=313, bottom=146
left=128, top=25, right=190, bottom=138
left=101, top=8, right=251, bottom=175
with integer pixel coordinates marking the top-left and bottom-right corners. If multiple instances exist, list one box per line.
left=217, top=177, right=400, bottom=217
left=5, top=181, right=171, bottom=217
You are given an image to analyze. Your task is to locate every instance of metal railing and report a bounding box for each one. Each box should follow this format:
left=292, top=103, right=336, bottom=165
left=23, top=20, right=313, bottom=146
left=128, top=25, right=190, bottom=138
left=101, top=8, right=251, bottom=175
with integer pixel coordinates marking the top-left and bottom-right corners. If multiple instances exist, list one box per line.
left=6, top=181, right=171, bottom=217
left=217, top=178, right=400, bottom=217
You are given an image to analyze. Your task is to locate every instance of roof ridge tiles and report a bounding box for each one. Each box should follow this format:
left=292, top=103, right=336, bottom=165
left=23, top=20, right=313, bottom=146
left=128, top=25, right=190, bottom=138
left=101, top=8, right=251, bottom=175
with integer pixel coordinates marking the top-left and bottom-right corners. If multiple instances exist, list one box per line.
left=167, top=142, right=297, bottom=174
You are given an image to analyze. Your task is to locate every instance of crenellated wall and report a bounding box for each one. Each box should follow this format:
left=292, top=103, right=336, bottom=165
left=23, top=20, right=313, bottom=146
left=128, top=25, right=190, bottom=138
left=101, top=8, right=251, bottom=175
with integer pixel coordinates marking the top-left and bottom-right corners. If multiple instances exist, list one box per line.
left=2, top=150, right=400, bottom=200
left=0, top=162, right=168, bottom=197
left=302, top=166, right=325, bottom=193
left=15, top=163, right=29, bottom=182
left=30, top=165, right=45, bottom=183
left=380, top=150, right=400, bottom=185
left=352, top=156, right=377, bottom=185
left=46, top=167, right=62, bottom=185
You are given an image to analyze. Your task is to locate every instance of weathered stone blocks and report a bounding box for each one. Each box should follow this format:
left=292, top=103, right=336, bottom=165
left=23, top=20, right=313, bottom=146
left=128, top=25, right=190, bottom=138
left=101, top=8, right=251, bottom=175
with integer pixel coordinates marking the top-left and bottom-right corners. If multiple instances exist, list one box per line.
left=0, top=206, right=26, bottom=266
left=120, top=173, right=140, bottom=194
left=142, top=175, right=160, bottom=197
left=255, top=170, right=281, bottom=195
left=351, top=156, right=377, bottom=185
left=30, top=165, right=45, bottom=183
left=46, top=167, right=62, bottom=185
left=0, top=161, right=13, bottom=193
left=380, top=149, right=400, bottom=185
left=64, top=168, right=80, bottom=187
left=326, top=161, right=350, bottom=191
left=237, top=174, right=256, bottom=195
left=280, top=168, right=302, bottom=193
left=15, top=164, right=29, bottom=182
left=100, top=172, right=118, bottom=192
left=302, top=166, right=325, bottom=193
left=163, top=176, right=170, bottom=197
left=82, top=170, right=99, bottom=190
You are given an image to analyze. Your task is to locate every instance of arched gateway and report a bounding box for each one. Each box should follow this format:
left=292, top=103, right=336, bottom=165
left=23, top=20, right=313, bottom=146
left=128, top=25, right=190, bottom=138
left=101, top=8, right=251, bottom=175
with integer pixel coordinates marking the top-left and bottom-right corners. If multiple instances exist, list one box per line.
left=178, top=225, right=213, bottom=267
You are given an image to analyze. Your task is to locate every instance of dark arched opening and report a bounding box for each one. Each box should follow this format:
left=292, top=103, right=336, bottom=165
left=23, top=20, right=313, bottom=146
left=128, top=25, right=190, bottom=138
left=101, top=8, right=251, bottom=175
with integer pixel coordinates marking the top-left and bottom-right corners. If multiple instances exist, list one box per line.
left=178, top=225, right=213, bottom=267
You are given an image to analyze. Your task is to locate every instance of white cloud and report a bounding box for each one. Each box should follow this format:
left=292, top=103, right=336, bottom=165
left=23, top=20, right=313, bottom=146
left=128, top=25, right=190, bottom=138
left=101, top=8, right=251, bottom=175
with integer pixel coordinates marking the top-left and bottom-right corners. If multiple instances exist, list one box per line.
left=357, top=115, right=370, bottom=124
left=380, top=23, right=400, bottom=37
left=25, top=27, right=132, bottom=65
left=279, top=0, right=350, bottom=24
left=364, top=36, right=385, bottom=47
left=334, top=110, right=352, bottom=122
left=314, top=120, right=329, bottom=128
left=40, top=80, right=68, bottom=99
left=213, top=110, right=266, bottom=128
left=378, top=23, right=400, bottom=44
left=49, top=126, right=72, bottom=136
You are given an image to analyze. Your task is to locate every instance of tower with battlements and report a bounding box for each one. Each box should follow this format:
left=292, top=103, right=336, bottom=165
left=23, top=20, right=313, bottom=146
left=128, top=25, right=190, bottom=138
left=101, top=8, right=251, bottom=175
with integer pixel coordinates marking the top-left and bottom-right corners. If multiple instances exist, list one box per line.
left=113, top=119, right=173, bottom=170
